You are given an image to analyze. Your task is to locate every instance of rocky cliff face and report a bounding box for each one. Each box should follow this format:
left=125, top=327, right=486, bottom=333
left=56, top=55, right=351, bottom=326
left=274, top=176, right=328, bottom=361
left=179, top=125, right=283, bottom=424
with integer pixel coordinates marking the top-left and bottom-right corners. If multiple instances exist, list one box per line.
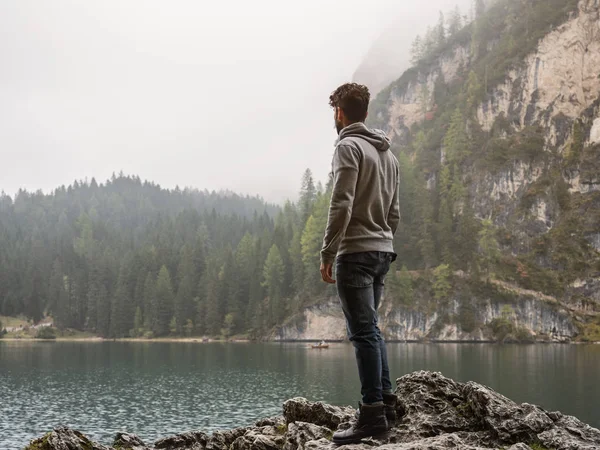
left=25, top=371, right=600, bottom=450
left=280, top=0, right=600, bottom=343
left=476, top=2, right=600, bottom=133
left=271, top=301, right=346, bottom=341
left=272, top=283, right=577, bottom=342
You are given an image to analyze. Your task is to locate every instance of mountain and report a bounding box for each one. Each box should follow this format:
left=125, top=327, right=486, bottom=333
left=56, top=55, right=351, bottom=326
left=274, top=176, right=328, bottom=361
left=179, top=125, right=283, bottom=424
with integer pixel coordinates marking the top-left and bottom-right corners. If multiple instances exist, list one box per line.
left=276, top=0, right=600, bottom=343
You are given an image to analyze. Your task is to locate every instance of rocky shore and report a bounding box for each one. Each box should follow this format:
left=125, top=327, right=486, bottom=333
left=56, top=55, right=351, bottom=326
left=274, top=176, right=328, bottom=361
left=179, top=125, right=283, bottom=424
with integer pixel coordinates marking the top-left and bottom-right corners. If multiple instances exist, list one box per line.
left=25, top=371, right=600, bottom=450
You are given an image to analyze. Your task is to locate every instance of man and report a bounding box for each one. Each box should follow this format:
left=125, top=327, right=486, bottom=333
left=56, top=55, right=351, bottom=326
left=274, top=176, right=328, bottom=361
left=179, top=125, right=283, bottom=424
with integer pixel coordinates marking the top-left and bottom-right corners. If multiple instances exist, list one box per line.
left=320, top=83, right=400, bottom=445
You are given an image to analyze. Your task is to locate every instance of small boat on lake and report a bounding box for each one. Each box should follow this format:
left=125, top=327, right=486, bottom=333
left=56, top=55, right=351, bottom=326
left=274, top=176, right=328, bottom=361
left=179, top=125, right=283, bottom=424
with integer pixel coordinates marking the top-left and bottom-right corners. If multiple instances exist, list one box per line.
left=311, top=341, right=329, bottom=349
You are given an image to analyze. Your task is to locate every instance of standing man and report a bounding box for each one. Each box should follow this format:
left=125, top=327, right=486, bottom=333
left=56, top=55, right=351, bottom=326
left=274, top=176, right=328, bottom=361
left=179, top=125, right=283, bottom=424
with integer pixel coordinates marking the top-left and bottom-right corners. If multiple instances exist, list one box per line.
left=320, top=83, right=400, bottom=445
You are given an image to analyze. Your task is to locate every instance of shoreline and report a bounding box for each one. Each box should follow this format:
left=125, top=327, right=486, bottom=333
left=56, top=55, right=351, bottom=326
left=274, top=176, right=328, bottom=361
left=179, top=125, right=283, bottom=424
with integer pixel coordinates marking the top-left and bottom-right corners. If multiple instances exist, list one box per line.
left=1, top=337, right=598, bottom=344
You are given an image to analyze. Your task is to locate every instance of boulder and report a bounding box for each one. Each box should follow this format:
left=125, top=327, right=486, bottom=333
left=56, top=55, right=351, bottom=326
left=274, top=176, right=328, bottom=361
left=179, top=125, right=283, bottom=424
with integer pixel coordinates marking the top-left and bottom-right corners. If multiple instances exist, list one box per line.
left=154, top=431, right=208, bottom=450
left=113, top=432, right=149, bottom=450
left=26, top=427, right=111, bottom=450
left=282, top=397, right=354, bottom=429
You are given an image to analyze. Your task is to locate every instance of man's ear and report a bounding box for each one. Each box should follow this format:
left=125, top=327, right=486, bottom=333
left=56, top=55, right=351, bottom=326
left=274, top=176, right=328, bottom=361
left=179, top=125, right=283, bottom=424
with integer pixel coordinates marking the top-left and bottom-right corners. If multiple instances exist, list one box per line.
left=336, top=107, right=344, bottom=122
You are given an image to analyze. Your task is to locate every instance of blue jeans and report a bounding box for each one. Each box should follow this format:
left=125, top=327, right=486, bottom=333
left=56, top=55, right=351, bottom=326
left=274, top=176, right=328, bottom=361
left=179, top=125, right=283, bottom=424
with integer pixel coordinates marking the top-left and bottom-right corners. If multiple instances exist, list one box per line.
left=336, top=251, right=395, bottom=404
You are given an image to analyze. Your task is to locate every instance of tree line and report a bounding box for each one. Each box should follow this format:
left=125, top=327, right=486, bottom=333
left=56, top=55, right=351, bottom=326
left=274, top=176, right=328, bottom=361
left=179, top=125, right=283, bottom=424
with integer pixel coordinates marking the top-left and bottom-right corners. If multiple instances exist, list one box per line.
left=0, top=172, right=337, bottom=338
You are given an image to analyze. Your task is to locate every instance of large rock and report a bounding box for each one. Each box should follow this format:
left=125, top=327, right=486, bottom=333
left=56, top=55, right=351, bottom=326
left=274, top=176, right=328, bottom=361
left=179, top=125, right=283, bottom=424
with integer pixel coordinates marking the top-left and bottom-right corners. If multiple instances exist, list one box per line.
left=203, top=427, right=249, bottom=450
left=24, top=371, right=600, bottom=450
left=283, top=422, right=333, bottom=450
left=282, top=397, right=355, bottom=429
left=25, top=427, right=111, bottom=450
left=114, top=432, right=150, bottom=450
left=154, top=431, right=208, bottom=450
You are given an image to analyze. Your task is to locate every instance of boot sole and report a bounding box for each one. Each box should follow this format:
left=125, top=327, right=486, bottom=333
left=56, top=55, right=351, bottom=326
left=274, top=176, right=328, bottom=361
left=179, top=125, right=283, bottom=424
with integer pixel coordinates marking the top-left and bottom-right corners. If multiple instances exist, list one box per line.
left=332, top=429, right=390, bottom=445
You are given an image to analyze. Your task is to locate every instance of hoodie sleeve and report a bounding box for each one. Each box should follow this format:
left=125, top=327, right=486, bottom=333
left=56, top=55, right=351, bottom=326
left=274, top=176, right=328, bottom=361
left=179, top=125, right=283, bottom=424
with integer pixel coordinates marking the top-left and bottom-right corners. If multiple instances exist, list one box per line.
left=320, top=144, right=360, bottom=265
left=387, top=164, right=401, bottom=235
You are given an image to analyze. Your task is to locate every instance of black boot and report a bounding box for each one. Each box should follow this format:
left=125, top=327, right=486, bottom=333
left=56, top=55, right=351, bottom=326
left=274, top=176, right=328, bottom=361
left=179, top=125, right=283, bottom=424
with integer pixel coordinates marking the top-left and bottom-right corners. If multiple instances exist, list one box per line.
left=333, top=402, right=388, bottom=445
left=382, top=392, right=398, bottom=425
left=353, top=393, right=398, bottom=430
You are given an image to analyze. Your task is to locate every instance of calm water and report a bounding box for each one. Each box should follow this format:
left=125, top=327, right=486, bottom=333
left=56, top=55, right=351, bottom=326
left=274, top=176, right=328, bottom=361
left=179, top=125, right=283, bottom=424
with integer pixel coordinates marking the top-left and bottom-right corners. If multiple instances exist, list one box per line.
left=1, top=342, right=599, bottom=450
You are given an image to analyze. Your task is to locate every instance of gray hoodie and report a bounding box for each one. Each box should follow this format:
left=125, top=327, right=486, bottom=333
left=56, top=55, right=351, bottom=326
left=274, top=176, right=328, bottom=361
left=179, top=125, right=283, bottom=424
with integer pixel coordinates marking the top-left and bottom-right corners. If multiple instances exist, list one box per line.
left=320, top=122, right=400, bottom=265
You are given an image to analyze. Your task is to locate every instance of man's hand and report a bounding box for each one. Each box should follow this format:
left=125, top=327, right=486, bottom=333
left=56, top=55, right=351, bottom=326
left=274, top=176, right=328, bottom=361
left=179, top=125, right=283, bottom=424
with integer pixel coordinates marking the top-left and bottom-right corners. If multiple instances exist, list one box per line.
left=320, top=262, right=336, bottom=284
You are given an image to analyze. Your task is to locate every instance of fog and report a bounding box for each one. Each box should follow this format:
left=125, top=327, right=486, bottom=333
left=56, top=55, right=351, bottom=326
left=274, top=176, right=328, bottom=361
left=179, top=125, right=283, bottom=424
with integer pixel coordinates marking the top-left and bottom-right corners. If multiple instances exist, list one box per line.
left=1, top=0, right=471, bottom=204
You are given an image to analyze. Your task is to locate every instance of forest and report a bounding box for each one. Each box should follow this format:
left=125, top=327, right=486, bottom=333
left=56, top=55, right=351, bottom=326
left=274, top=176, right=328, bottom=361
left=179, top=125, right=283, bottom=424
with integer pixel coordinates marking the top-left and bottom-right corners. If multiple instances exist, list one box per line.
left=0, top=172, right=343, bottom=338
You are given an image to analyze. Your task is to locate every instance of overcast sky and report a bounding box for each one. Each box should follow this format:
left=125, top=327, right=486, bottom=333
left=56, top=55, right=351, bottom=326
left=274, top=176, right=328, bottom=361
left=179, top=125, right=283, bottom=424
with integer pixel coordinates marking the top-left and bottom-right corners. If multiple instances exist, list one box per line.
left=0, top=0, right=469, bottom=204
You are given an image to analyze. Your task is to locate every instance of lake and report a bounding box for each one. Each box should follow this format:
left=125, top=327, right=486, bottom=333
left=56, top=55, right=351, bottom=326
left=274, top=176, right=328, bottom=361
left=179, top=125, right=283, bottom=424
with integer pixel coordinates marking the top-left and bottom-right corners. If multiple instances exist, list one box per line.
left=1, top=341, right=599, bottom=450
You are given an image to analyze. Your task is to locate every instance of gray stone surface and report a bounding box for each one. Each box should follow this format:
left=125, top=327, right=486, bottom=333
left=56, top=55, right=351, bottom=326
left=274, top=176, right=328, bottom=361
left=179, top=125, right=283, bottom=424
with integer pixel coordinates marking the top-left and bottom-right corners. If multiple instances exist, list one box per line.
left=154, top=431, right=208, bottom=450
left=282, top=397, right=355, bottom=429
left=113, top=432, right=149, bottom=450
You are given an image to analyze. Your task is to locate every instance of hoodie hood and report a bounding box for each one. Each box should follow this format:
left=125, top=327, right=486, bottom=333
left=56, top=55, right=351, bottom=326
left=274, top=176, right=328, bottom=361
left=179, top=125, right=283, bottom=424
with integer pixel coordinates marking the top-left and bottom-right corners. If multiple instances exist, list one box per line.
left=337, top=122, right=391, bottom=152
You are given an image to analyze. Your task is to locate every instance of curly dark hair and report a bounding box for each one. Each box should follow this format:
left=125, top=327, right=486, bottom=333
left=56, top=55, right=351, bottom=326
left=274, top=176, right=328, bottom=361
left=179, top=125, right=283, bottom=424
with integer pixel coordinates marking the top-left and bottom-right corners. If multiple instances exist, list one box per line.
left=329, top=83, right=370, bottom=123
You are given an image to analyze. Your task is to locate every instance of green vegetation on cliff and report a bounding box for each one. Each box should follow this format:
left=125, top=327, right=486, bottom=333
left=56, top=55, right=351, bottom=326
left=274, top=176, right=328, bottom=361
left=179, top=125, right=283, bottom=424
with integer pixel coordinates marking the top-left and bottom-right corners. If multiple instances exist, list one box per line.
left=367, top=0, right=600, bottom=310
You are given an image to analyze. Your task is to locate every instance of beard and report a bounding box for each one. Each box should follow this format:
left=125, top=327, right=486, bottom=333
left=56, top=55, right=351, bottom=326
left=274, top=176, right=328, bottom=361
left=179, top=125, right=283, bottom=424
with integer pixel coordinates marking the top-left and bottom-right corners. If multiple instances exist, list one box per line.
left=335, top=118, right=344, bottom=134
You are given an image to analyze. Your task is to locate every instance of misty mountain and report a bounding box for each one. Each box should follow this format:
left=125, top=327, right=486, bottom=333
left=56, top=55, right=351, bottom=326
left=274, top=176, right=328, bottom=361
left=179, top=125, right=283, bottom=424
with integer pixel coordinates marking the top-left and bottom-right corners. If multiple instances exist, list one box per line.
left=352, top=0, right=474, bottom=95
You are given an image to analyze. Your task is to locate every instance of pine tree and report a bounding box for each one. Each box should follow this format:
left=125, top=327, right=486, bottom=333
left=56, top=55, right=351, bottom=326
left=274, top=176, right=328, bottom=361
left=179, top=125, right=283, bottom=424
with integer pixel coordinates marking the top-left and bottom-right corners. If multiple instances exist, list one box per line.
left=289, top=230, right=304, bottom=295
left=394, top=153, right=420, bottom=269
left=466, top=71, right=483, bottom=111
left=299, top=169, right=317, bottom=225
left=418, top=186, right=437, bottom=269
left=436, top=11, right=446, bottom=47
left=422, top=26, right=436, bottom=56
left=433, top=264, right=452, bottom=301
left=73, top=213, right=95, bottom=260
left=221, top=249, right=242, bottom=333
left=174, top=247, right=196, bottom=334
left=391, top=265, right=414, bottom=306
left=438, top=165, right=454, bottom=264
left=48, top=259, right=66, bottom=324
left=300, top=193, right=329, bottom=294
left=142, top=272, right=156, bottom=331
left=96, top=284, right=111, bottom=337
left=262, top=244, right=285, bottom=326
left=110, top=260, right=134, bottom=337
left=447, top=6, right=463, bottom=37
left=478, top=219, right=501, bottom=281
left=235, top=233, right=256, bottom=323
left=245, top=236, right=266, bottom=332
left=566, top=120, right=584, bottom=163
left=153, top=265, right=174, bottom=337
left=23, top=242, right=46, bottom=324
left=455, top=196, right=480, bottom=272
left=69, top=268, right=88, bottom=330
left=410, top=35, right=424, bottom=65
left=444, top=107, right=471, bottom=163
left=174, top=273, right=195, bottom=335
left=203, top=261, right=223, bottom=336
left=86, top=262, right=104, bottom=332
left=471, top=0, right=486, bottom=58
